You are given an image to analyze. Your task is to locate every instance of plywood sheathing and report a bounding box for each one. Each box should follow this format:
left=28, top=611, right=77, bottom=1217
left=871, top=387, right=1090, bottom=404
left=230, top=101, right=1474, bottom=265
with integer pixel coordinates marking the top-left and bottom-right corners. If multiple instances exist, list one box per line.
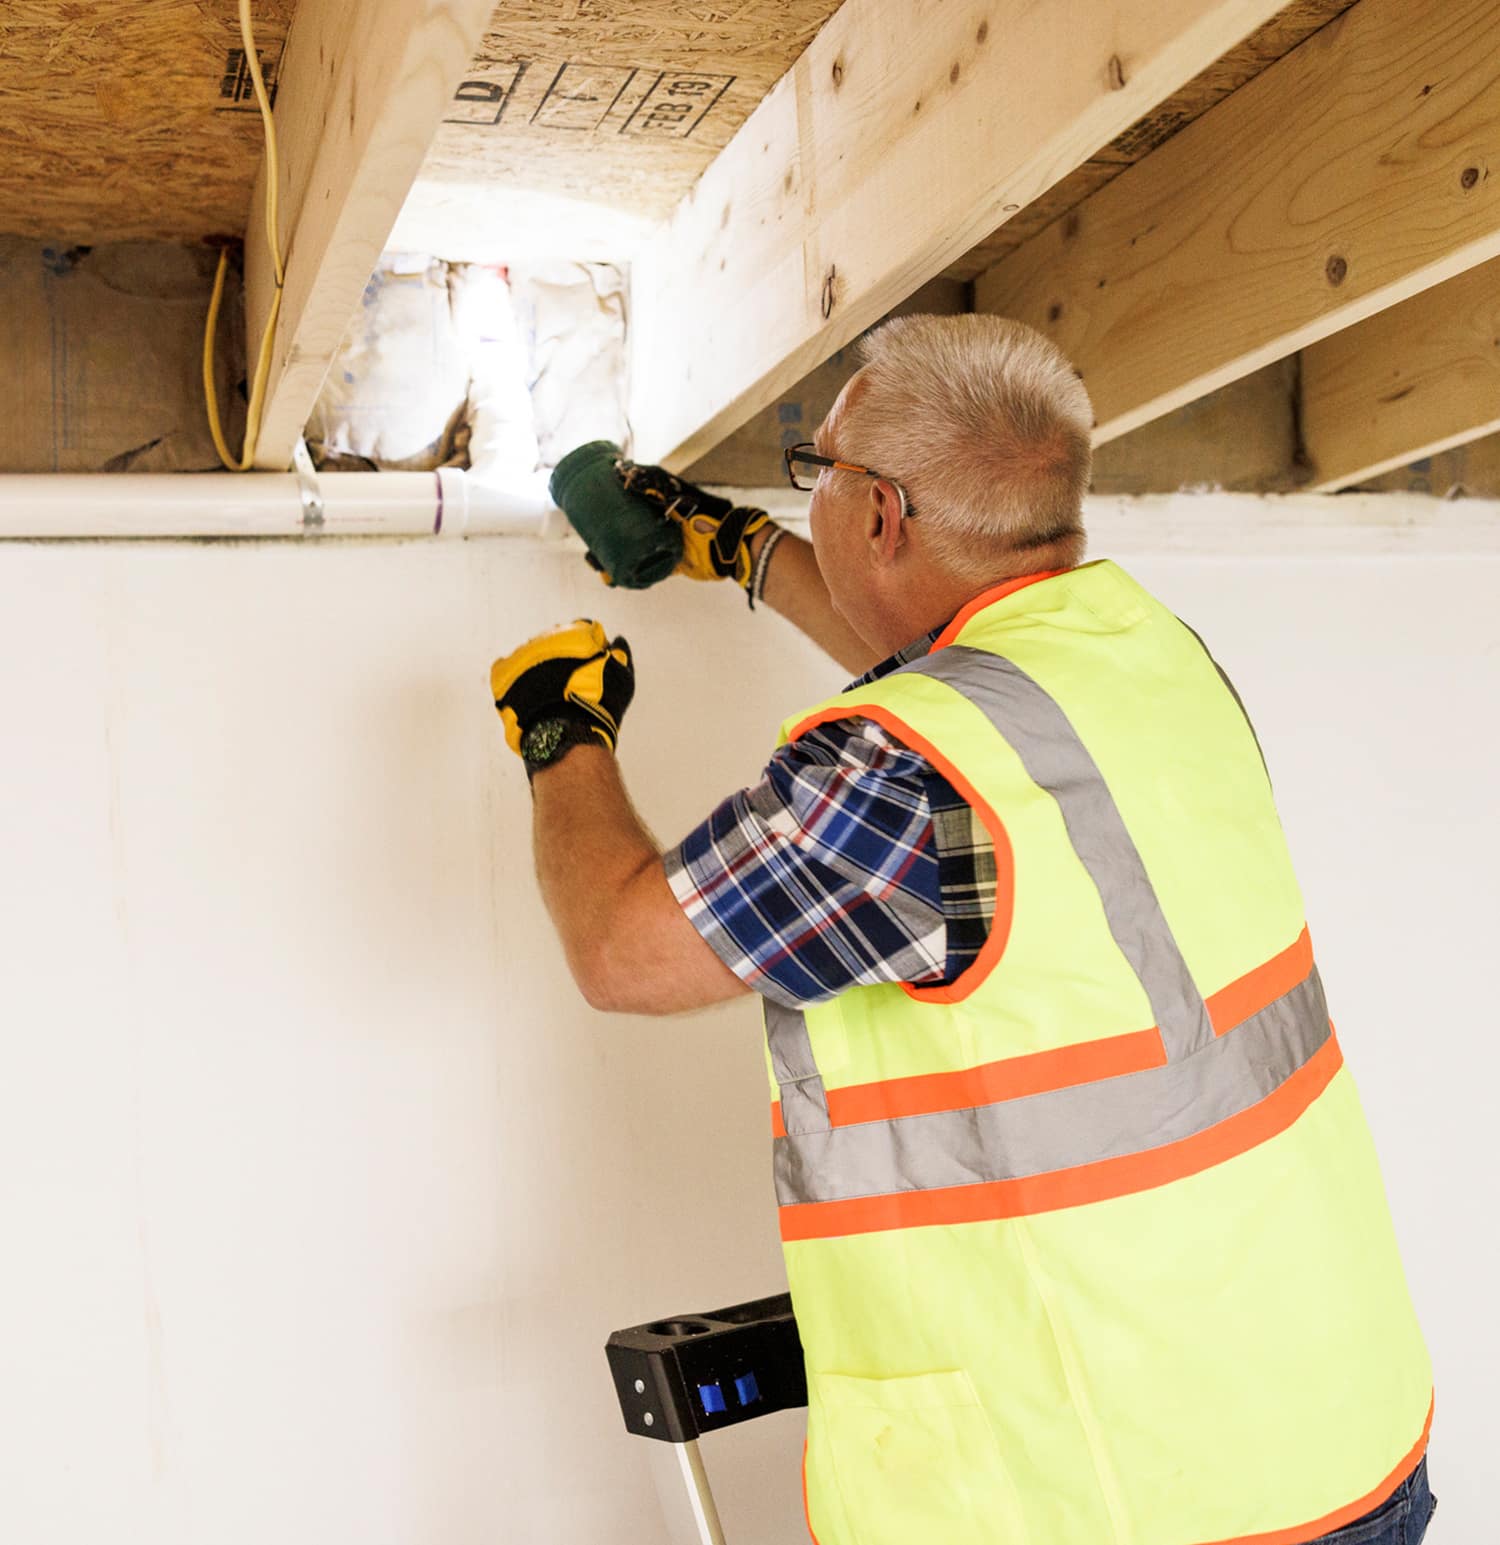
left=415, top=0, right=844, bottom=221
left=0, top=1, right=295, bottom=243
left=0, top=0, right=1353, bottom=256
left=946, top=0, right=1360, bottom=282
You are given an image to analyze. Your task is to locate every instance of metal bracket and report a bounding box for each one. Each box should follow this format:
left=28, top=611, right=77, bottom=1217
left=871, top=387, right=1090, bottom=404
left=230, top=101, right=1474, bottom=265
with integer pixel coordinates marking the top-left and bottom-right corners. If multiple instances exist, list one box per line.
left=292, top=439, right=325, bottom=532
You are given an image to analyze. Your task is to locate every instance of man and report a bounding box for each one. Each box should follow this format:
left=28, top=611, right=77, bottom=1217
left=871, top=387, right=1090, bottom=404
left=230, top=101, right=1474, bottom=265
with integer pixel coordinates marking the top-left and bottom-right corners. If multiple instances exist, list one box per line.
left=490, top=316, right=1435, bottom=1545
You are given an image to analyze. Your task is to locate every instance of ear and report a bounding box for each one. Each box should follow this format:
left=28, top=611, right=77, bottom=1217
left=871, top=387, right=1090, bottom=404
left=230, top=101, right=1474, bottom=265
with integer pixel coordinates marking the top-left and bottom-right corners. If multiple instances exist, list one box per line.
left=864, top=478, right=908, bottom=566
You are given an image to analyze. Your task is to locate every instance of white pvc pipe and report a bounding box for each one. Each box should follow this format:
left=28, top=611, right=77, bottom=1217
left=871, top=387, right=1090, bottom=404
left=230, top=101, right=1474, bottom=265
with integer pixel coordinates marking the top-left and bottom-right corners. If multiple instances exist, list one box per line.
left=4, top=477, right=1491, bottom=558
left=0, top=468, right=568, bottom=541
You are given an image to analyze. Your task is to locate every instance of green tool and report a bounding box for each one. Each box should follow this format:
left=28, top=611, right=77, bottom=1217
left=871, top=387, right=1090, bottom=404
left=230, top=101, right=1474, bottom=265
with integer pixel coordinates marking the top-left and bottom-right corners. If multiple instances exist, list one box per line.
left=549, top=440, right=683, bottom=589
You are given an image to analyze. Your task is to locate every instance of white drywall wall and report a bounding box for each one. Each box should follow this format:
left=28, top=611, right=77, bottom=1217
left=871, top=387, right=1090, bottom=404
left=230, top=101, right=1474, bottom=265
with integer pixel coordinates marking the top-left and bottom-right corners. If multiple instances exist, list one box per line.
left=0, top=540, right=830, bottom=1545
left=0, top=524, right=1493, bottom=1543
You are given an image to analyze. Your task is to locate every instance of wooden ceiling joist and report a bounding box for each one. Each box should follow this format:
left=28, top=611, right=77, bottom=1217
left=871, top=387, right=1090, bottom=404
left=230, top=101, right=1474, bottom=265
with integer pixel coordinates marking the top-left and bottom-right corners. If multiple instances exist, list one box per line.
left=972, top=0, right=1500, bottom=448
left=244, top=0, right=496, bottom=470
left=1300, top=255, right=1500, bottom=491
left=945, top=0, right=1359, bottom=284
left=627, top=0, right=1291, bottom=469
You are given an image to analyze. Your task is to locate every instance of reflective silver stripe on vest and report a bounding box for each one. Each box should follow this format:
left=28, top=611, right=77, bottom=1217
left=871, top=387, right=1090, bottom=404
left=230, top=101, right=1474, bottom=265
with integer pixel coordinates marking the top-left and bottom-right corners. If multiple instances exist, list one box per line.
left=893, top=646, right=1216, bottom=1063
left=774, top=965, right=1328, bottom=1207
left=766, top=1000, right=832, bottom=1135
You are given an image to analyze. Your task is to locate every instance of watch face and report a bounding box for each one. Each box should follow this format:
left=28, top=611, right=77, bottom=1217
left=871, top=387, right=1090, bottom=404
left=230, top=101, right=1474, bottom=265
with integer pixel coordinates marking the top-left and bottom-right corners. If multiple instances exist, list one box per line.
left=522, top=718, right=570, bottom=765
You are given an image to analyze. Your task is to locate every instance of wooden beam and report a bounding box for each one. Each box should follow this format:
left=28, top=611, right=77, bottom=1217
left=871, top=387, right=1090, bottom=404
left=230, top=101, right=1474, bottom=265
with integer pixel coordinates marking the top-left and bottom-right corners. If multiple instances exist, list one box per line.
left=944, top=0, right=1359, bottom=283
left=1300, top=256, right=1500, bottom=490
left=627, top=0, right=1290, bottom=469
left=973, top=0, right=1500, bottom=446
left=685, top=277, right=969, bottom=486
left=244, top=0, right=495, bottom=470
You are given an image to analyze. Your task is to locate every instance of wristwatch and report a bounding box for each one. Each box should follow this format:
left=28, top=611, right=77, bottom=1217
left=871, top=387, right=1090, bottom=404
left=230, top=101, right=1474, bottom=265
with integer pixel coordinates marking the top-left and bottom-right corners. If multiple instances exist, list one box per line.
left=520, top=716, right=604, bottom=780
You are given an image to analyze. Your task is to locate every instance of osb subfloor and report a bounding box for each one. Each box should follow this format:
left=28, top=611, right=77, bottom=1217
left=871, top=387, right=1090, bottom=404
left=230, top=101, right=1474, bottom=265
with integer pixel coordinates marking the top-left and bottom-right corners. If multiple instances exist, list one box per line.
left=0, top=1, right=295, bottom=242
left=416, top=0, right=844, bottom=221
left=1, top=1, right=1358, bottom=253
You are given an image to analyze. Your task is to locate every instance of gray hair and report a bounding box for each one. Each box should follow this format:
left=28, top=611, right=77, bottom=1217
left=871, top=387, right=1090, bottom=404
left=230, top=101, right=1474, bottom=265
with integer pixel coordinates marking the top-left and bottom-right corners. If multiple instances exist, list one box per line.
left=839, top=314, right=1093, bottom=575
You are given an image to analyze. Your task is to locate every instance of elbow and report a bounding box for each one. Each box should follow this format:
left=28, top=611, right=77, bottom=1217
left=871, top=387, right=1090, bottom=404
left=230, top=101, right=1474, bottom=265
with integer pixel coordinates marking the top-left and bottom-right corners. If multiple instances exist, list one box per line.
left=569, top=923, right=638, bottom=1015
left=576, top=961, right=626, bottom=1014
left=561, top=859, right=701, bottom=1016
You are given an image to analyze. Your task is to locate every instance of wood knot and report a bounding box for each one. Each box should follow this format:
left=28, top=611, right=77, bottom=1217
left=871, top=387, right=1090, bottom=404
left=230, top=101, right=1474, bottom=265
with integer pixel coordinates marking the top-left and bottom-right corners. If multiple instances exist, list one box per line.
left=1461, top=166, right=1480, bottom=190
left=831, top=57, right=845, bottom=89
left=1107, top=55, right=1127, bottom=91
left=1325, top=254, right=1348, bottom=286
left=1047, top=302, right=1064, bottom=323
left=821, top=266, right=838, bottom=321
left=976, top=19, right=989, bottom=44
left=950, top=62, right=961, bottom=84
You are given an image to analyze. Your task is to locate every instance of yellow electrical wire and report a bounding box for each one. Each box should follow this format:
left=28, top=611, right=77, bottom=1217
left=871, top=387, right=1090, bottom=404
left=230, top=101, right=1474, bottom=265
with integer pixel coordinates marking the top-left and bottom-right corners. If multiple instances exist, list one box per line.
left=203, top=0, right=287, bottom=471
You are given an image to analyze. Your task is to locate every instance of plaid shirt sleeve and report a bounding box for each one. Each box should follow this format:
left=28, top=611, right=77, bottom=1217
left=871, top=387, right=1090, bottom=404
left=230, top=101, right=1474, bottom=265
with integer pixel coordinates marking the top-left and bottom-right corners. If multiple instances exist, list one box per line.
left=665, top=718, right=956, bottom=1007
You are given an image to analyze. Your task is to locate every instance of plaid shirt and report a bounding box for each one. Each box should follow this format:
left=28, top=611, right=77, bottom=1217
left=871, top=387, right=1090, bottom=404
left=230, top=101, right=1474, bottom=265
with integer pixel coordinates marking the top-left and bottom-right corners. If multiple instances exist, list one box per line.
left=665, top=629, right=997, bottom=1007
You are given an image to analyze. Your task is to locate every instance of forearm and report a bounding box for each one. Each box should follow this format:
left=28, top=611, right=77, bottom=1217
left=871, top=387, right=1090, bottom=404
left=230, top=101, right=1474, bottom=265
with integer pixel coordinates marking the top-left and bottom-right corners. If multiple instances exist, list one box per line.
left=532, top=745, right=657, bottom=985
left=529, top=745, right=747, bottom=1013
left=749, top=526, right=880, bottom=676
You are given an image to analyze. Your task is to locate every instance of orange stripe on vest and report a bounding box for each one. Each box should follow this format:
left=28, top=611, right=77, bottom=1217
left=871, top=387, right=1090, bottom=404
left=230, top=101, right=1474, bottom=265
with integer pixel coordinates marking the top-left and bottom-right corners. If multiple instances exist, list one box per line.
left=1195, top=1393, right=1432, bottom=1545
left=770, top=927, right=1315, bottom=1139
left=778, top=1029, right=1343, bottom=1240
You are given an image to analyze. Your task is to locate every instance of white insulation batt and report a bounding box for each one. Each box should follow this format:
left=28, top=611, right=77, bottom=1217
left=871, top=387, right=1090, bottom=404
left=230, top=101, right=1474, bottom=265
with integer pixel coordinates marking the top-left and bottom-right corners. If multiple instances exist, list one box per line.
left=306, top=256, right=629, bottom=482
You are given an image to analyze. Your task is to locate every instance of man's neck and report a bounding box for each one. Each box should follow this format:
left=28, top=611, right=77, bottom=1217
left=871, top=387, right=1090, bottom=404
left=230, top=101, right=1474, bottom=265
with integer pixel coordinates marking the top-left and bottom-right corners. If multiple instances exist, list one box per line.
left=871, top=562, right=1069, bottom=660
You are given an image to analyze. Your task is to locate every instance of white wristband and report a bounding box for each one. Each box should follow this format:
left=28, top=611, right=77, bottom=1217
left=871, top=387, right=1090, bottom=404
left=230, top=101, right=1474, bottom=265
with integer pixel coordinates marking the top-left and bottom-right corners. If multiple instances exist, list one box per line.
left=748, top=524, right=788, bottom=611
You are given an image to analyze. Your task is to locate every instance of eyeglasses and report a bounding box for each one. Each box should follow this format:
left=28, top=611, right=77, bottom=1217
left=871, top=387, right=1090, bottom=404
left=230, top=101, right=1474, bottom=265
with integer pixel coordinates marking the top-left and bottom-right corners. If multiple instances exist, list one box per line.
left=783, top=442, right=917, bottom=518
left=784, top=442, right=888, bottom=494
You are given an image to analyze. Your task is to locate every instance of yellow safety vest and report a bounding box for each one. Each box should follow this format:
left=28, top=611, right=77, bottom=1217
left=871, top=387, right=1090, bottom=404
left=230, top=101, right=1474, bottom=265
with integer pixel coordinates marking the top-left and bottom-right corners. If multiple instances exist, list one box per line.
left=765, top=561, right=1431, bottom=1545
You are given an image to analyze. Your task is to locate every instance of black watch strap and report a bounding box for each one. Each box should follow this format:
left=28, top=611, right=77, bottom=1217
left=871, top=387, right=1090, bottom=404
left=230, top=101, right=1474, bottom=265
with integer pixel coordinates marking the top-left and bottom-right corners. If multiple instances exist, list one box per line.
left=520, top=716, right=605, bottom=781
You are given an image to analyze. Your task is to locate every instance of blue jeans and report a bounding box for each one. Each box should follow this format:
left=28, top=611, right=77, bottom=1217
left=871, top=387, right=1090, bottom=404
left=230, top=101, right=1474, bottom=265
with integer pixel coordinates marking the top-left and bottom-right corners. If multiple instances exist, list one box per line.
left=1308, top=1457, right=1437, bottom=1545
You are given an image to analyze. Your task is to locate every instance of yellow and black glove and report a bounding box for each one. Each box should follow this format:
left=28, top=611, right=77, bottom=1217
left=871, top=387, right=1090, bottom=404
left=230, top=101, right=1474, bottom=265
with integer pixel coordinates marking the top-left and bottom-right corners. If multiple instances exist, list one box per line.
left=615, top=460, right=771, bottom=592
left=490, top=620, right=635, bottom=778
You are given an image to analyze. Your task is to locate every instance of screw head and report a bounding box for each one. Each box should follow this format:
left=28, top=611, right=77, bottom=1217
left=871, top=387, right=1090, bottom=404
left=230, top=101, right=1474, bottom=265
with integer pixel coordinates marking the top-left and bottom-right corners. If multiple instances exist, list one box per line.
left=643, top=1411, right=655, bottom=1427
left=634, top=1379, right=645, bottom=1394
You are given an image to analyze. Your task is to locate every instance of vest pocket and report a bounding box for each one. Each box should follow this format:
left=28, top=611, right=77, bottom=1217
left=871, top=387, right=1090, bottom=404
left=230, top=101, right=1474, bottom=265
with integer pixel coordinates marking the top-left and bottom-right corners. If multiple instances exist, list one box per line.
left=814, top=1369, right=1028, bottom=1544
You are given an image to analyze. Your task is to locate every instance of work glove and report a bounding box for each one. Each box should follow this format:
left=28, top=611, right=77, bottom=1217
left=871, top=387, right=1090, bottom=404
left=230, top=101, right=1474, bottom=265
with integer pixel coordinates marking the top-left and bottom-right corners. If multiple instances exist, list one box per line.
left=490, top=620, right=635, bottom=760
left=614, top=460, right=771, bottom=591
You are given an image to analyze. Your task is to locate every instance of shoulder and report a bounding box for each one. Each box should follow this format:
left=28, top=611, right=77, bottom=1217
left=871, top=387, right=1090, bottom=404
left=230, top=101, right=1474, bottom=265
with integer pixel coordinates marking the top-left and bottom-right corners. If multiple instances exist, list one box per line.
left=773, top=714, right=928, bottom=775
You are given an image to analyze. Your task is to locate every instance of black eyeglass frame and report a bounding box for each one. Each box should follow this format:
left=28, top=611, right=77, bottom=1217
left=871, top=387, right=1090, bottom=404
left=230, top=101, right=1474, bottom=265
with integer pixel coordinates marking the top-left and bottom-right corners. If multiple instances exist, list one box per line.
left=783, top=442, right=913, bottom=511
